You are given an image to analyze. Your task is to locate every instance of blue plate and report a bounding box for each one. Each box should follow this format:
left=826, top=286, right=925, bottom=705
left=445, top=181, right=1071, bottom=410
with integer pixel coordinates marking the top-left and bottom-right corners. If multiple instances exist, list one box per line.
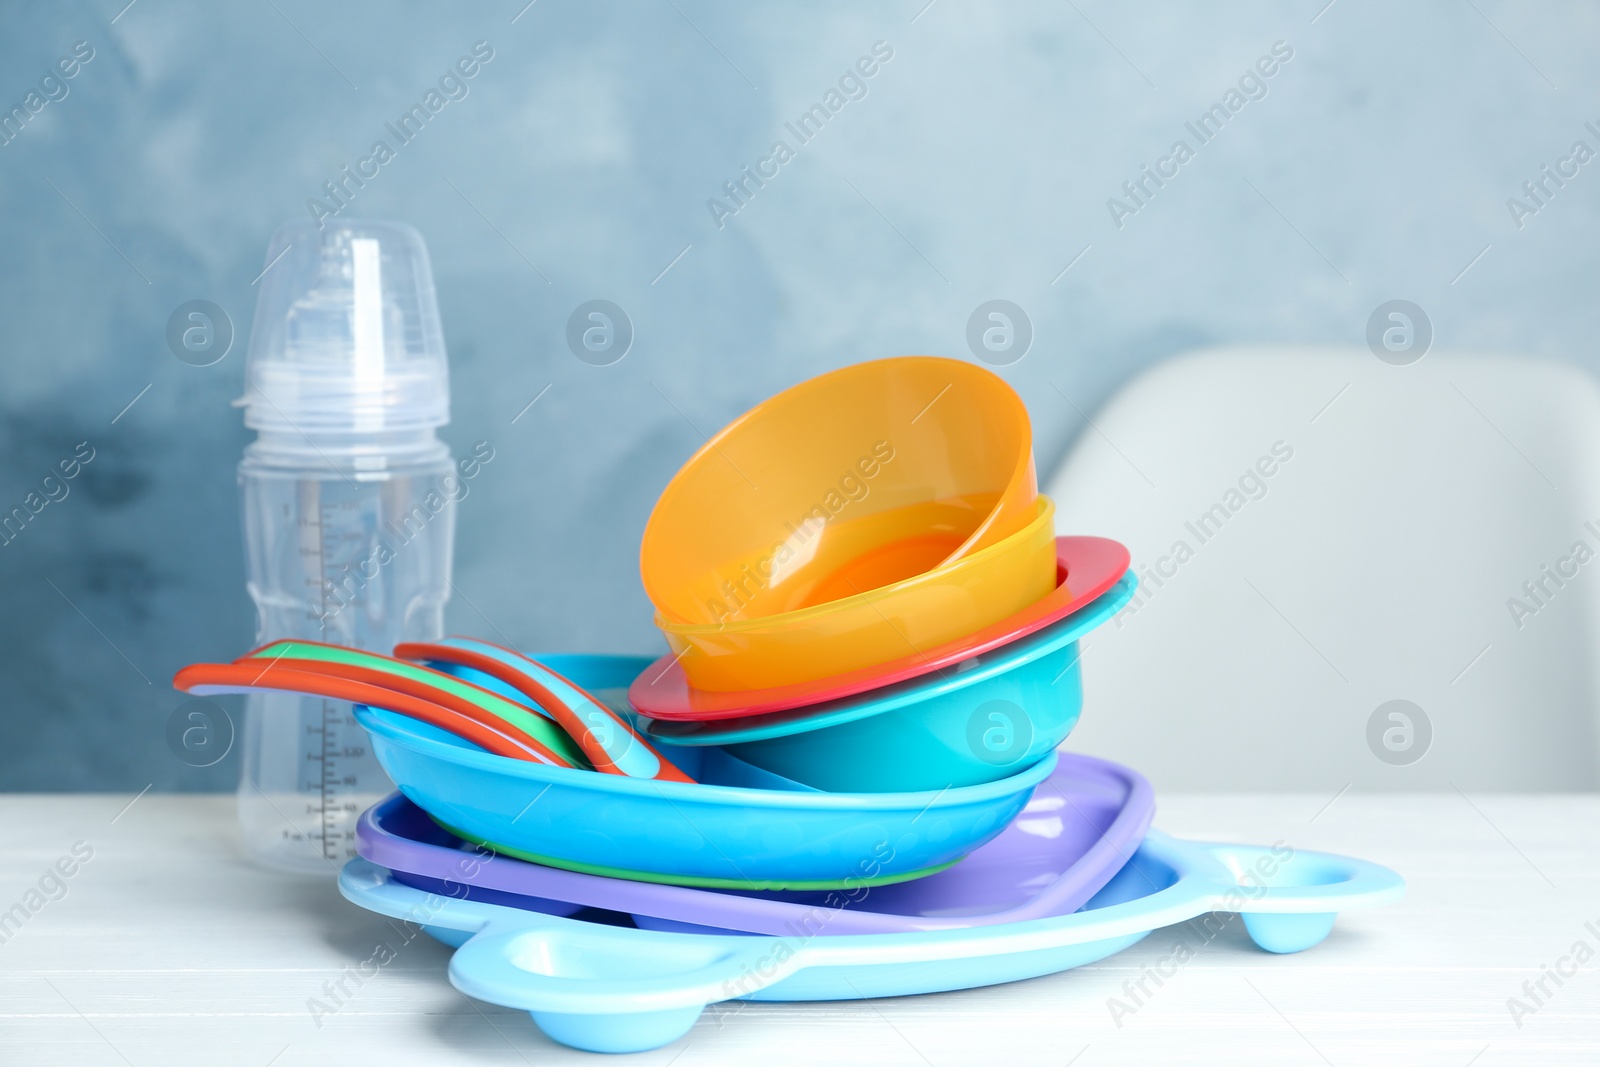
left=340, top=830, right=1405, bottom=1054
left=641, top=572, right=1136, bottom=791
left=357, top=751, right=1155, bottom=936
left=353, top=654, right=1057, bottom=891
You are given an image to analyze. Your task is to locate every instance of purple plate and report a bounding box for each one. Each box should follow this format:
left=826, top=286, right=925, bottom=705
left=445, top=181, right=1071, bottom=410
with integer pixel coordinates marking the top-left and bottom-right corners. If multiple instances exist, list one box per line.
left=355, top=752, right=1154, bottom=936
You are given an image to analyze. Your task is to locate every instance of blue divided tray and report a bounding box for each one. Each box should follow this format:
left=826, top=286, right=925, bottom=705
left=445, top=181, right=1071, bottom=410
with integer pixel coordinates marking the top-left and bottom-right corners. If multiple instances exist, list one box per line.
left=339, top=830, right=1404, bottom=1054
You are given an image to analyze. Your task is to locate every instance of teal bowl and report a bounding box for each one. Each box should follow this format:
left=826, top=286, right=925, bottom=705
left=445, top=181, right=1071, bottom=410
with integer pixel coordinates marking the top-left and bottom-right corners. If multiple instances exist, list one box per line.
left=640, top=572, right=1136, bottom=792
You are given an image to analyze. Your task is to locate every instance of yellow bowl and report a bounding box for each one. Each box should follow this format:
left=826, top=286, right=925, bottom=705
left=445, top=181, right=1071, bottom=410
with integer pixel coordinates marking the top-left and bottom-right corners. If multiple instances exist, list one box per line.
left=655, top=496, right=1059, bottom=692
left=641, top=356, right=1039, bottom=628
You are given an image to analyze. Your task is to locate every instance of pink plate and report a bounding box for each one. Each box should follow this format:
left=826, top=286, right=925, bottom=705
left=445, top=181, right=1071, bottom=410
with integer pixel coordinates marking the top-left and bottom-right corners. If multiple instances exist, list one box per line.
left=629, top=536, right=1130, bottom=722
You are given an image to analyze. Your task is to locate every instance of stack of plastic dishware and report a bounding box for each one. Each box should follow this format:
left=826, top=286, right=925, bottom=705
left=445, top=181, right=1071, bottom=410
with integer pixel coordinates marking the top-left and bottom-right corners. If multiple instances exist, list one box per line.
left=175, top=355, right=1405, bottom=1054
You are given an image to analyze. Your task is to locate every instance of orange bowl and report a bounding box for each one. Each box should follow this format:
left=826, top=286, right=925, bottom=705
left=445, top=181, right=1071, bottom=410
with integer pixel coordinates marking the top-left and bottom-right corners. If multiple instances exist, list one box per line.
left=655, top=496, right=1059, bottom=692
left=641, top=356, right=1039, bottom=628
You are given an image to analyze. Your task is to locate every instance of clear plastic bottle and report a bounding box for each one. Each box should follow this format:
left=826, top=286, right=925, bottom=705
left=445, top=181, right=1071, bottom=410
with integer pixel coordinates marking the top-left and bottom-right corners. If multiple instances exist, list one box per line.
left=235, top=220, right=457, bottom=873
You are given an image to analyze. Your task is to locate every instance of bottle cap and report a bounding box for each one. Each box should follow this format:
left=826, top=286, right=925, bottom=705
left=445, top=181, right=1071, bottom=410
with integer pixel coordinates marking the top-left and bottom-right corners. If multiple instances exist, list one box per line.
left=240, top=220, right=449, bottom=434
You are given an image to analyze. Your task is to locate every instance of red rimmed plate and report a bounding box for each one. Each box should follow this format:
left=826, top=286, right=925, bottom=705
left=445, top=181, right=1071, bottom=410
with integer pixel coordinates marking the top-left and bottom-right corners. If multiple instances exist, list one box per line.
left=629, top=536, right=1129, bottom=722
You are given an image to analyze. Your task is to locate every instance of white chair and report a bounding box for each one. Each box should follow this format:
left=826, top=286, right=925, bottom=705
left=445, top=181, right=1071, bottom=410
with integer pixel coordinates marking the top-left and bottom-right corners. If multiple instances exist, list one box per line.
left=1045, top=345, right=1600, bottom=791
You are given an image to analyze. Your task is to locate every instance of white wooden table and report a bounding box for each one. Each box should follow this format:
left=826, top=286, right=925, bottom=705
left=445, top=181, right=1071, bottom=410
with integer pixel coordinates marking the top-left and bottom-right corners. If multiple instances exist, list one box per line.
left=3, top=793, right=1596, bottom=1065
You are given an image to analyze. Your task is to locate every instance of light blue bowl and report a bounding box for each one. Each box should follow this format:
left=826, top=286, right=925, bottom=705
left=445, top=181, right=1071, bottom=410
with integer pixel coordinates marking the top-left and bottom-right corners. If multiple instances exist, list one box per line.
left=352, top=651, right=1057, bottom=890
left=641, top=572, right=1136, bottom=792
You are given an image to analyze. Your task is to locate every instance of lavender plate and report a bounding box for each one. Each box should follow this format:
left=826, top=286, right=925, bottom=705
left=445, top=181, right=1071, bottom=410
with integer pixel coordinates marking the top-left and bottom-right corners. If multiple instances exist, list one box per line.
left=356, top=752, right=1153, bottom=936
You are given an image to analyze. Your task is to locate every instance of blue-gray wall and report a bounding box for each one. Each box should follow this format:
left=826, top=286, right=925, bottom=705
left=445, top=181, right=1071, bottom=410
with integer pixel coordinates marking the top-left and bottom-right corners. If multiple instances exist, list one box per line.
left=4, top=1, right=1597, bottom=789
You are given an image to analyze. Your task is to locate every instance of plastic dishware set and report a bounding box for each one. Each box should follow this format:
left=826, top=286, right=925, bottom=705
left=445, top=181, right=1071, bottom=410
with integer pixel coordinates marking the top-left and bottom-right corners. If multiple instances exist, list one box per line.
left=177, top=355, right=1404, bottom=1054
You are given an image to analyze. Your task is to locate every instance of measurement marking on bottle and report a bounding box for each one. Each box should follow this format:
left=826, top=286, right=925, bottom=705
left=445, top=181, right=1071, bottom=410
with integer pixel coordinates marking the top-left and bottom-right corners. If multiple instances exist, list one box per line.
left=321, top=698, right=339, bottom=860
left=243, top=471, right=438, bottom=869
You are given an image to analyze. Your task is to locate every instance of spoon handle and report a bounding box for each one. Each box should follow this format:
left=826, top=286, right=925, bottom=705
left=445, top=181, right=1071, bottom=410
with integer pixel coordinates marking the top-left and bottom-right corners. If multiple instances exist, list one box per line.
left=173, top=662, right=570, bottom=764
left=395, top=638, right=694, bottom=783
left=239, top=640, right=590, bottom=769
